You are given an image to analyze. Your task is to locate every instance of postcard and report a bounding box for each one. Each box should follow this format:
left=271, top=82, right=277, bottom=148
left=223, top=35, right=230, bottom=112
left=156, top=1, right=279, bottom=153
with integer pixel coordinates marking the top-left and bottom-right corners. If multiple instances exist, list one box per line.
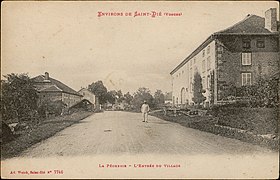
left=1, top=1, right=279, bottom=179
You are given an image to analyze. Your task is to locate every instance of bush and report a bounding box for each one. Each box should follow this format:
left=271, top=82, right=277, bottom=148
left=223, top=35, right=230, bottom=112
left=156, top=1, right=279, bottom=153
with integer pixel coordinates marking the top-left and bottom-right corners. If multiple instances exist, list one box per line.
left=38, top=100, right=67, bottom=118
left=219, top=75, right=279, bottom=108
left=1, top=73, right=38, bottom=122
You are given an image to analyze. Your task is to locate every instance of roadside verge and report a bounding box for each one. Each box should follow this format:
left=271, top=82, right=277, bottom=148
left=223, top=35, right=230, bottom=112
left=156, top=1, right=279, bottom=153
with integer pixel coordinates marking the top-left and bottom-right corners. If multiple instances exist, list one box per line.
left=1, top=111, right=93, bottom=160
left=151, top=111, right=279, bottom=151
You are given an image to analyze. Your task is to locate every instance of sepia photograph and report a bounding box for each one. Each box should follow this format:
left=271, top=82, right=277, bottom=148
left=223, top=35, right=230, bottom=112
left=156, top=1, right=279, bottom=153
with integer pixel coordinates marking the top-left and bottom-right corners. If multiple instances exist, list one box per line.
left=1, top=1, right=279, bottom=179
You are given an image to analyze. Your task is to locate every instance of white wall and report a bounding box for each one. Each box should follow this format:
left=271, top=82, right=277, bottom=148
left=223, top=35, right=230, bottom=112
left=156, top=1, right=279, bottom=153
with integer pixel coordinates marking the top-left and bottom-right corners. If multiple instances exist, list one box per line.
left=79, top=89, right=95, bottom=105
left=171, top=40, right=216, bottom=106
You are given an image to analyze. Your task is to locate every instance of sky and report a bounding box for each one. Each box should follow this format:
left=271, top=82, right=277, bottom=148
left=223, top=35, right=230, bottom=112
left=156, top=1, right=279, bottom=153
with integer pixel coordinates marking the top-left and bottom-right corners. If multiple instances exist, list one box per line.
left=1, top=1, right=279, bottom=94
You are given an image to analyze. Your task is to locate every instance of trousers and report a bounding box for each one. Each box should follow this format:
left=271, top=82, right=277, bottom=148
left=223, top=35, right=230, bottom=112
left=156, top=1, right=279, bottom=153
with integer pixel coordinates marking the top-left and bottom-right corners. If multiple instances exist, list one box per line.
left=142, top=112, right=148, bottom=122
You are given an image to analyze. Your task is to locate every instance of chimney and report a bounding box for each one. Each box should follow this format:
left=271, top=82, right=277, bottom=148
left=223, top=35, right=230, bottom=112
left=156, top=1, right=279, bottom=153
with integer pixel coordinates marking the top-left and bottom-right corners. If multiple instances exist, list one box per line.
left=45, top=72, right=49, bottom=80
left=265, top=8, right=277, bottom=32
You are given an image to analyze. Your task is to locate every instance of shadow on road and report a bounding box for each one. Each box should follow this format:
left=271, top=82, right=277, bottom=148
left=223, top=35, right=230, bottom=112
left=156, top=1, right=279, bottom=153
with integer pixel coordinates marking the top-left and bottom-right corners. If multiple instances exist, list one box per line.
left=147, top=122, right=170, bottom=125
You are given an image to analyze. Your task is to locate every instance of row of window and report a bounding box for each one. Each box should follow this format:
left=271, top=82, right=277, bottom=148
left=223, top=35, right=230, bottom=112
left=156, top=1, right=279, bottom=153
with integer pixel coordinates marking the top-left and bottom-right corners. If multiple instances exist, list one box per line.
left=202, top=57, right=212, bottom=72
left=202, top=46, right=211, bottom=57
left=243, top=39, right=265, bottom=49
left=176, top=44, right=254, bottom=77
left=176, top=52, right=252, bottom=80
left=176, top=57, right=212, bottom=78
left=173, top=72, right=252, bottom=104
left=179, top=71, right=251, bottom=91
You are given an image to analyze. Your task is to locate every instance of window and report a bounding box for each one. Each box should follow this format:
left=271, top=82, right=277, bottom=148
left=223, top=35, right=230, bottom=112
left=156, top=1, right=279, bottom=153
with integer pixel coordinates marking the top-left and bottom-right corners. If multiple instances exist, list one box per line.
left=256, top=40, right=265, bottom=48
left=242, top=39, right=251, bottom=49
left=182, top=70, right=184, bottom=74
left=207, top=56, right=211, bottom=70
left=193, top=57, right=196, bottom=64
left=242, top=73, right=252, bottom=86
left=207, top=75, right=211, bottom=89
left=190, top=59, right=192, bottom=66
left=202, top=60, right=206, bottom=72
left=202, top=77, right=206, bottom=88
left=202, top=50, right=205, bottom=57
left=207, top=46, right=210, bottom=54
left=242, top=53, right=252, bottom=65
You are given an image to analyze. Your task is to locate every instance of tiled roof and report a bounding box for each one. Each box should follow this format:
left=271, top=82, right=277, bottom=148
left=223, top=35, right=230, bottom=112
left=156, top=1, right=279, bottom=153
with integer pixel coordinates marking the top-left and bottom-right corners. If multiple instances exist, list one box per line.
left=215, top=15, right=271, bottom=34
left=39, top=85, right=63, bottom=92
left=32, top=75, right=81, bottom=96
left=78, top=88, right=95, bottom=95
left=170, top=14, right=279, bottom=75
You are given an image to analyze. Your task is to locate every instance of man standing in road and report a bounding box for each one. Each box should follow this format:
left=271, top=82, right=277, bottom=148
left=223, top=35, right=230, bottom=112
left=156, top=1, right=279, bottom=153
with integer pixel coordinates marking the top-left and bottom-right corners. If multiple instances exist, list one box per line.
left=141, top=101, right=150, bottom=123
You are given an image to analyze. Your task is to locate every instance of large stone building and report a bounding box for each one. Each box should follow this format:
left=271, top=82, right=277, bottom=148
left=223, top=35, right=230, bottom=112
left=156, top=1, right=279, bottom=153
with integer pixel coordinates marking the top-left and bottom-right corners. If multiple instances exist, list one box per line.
left=170, top=8, right=279, bottom=106
left=33, top=72, right=82, bottom=107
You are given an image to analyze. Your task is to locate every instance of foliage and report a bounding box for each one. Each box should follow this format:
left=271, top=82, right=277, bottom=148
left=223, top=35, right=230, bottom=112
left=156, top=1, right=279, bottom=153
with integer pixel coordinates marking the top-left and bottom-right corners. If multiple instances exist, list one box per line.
left=106, top=90, right=117, bottom=104
left=220, top=75, right=279, bottom=107
left=38, top=100, right=67, bottom=118
left=116, top=90, right=125, bottom=103
left=131, top=87, right=154, bottom=111
left=1, top=73, right=38, bottom=122
left=192, top=72, right=206, bottom=105
left=251, top=75, right=279, bottom=107
left=124, top=92, right=133, bottom=105
left=154, top=89, right=165, bottom=107
left=88, top=81, right=108, bottom=109
left=105, top=90, right=126, bottom=104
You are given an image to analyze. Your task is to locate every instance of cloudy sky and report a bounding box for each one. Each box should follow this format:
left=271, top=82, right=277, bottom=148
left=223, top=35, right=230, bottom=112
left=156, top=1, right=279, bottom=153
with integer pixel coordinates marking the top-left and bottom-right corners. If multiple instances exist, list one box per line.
left=1, top=1, right=278, bottom=94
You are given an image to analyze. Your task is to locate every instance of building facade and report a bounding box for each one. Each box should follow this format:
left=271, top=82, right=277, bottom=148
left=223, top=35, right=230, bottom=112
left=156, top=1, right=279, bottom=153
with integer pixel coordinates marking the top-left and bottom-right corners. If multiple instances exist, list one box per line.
left=171, top=8, right=279, bottom=106
left=78, top=88, right=96, bottom=105
left=33, top=72, right=82, bottom=107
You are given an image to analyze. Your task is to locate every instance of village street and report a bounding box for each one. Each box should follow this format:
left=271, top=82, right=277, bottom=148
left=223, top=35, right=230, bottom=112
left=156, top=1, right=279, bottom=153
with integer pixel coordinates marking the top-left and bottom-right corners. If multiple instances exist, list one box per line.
left=19, top=111, right=273, bottom=157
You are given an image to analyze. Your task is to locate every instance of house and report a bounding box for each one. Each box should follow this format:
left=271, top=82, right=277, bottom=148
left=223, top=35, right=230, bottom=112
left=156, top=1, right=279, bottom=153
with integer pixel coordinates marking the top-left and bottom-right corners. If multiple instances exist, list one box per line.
left=32, top=72, right=82, bottom=107
left=78, top=88, right=96, bottom=105
left=170, top=8, right=279, bottom=106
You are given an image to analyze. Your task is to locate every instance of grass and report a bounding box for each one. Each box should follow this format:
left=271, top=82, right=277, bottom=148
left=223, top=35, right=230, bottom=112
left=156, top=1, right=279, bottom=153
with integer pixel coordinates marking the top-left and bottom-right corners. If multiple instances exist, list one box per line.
left=213, top=107, right=278, bottom=135
left=151, top=108, right=279, bottom=150
left=1, top=111, right=93, bottom=160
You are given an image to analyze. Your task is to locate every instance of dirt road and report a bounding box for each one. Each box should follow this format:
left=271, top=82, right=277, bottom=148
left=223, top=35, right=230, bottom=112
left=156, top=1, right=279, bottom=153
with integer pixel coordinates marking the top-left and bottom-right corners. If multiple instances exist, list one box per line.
left=19, top=111, right=273, bottom=157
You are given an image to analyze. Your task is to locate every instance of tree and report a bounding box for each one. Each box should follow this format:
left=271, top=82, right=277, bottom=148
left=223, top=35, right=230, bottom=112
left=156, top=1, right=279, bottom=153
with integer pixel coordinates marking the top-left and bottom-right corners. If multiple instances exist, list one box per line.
left=1, top=73, right=38, bottom=122
left=88, top=81, right=108, bottom=110
left=106, top=90, right=117, bottom=104
left=131, top=87, right=154, bottom=110
left=154, top=89, right=165, bottom=107
left=116, top=90, right=125, bottom=103
left=192, top=72, right=206, bottom=105
left=124, top=92, right=133, bottom=105
left=234, top=75, right=279, bottom=107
